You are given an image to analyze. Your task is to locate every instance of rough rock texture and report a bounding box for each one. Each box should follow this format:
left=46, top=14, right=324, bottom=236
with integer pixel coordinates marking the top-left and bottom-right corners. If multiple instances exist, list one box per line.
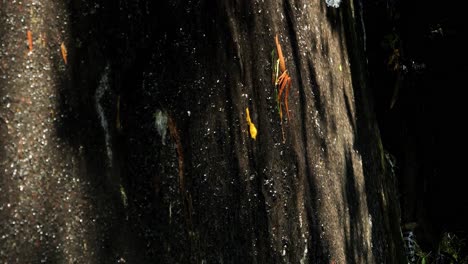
left=0, top=1, right=134, bottom=263
left=1, top=0, right=406, bottom=263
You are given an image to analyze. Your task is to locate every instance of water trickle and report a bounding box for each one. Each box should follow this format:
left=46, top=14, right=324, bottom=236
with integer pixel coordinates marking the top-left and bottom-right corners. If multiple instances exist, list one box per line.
left=325, top=0, right=341, bottom=8
left=358, top=0, right=367, bottom=52
left=153, top=110, right=168, bottom=144
left=95, top=64, right=112, bottom=167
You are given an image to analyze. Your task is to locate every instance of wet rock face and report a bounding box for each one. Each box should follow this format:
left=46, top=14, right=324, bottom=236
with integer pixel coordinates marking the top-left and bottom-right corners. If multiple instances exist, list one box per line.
left=0, top=1, right=100, bottom=263
left=119, top=1, right=405, bottom=262
left=1, top=0, right=405, bottom=263
left=0, top=1, right=132, bottom=263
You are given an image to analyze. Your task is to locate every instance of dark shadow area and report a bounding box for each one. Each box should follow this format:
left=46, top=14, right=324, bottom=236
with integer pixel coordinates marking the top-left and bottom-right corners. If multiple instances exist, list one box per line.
left=342, top=148, right=366, bottom=264
left=365, top=0, right=468, bottom=259
left=53, top=1, right=140, bottom=262
left=338, top=0, right=407, bottom=262
left=297, top=81, right=331, bottom=263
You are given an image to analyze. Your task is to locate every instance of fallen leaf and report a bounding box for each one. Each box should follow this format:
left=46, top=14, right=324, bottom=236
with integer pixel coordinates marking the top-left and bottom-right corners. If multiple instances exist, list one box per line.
left=60, top=42, right=67, bottom=64
left=27, top=30, right=33, bottom=51
left=246, top=107, right=257, bottom=140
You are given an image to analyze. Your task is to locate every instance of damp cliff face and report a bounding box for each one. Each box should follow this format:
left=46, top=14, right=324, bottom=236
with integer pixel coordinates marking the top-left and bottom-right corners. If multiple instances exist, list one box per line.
left=1, top=0, right=405, bottom=263
left=0, top=1, right=100, bottom=262
left=0, top=1, right=134, bottom=263
left=120, top=1, right=405, bottom=263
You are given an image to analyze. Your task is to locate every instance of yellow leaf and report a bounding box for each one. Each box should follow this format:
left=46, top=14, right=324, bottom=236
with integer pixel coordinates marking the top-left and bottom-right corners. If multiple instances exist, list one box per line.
left=246, top=108, right=257, bottom=140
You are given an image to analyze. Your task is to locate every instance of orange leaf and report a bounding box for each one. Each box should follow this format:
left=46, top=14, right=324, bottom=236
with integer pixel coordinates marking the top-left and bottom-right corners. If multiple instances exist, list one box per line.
left=275, top=34, right=286, bottom=73
left=27, top=30, right=33, bottom=51
left=60, top=42, right=67, bottom=64
left=277, top=72, right=288, bottom=101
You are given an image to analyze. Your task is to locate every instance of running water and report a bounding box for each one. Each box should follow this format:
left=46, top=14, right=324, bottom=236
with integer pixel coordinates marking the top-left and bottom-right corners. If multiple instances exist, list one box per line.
left=325, top=0, right=342, bottom=8
left=358, top=0, right=367, bottom=52
left=95, top=64, right=113, bottom=167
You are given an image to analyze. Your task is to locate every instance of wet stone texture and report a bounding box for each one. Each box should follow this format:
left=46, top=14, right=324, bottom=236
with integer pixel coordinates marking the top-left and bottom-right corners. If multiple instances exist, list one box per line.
left=0, top=1, right=133, bottom=263
left=1, top=0, right=406, bottom=263
left=0, top=1, right=97, bottom=263
left=117, top=0, right=405, bottom=263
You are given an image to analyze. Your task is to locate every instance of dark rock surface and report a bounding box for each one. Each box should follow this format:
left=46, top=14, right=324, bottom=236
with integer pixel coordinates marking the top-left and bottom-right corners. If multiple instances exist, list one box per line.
left=1, top=0, right=406, bottom=263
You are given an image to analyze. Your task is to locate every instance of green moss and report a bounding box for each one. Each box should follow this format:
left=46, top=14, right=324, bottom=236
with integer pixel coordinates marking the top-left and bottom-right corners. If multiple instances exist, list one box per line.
left=412, top=232, right=467, bottom=264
